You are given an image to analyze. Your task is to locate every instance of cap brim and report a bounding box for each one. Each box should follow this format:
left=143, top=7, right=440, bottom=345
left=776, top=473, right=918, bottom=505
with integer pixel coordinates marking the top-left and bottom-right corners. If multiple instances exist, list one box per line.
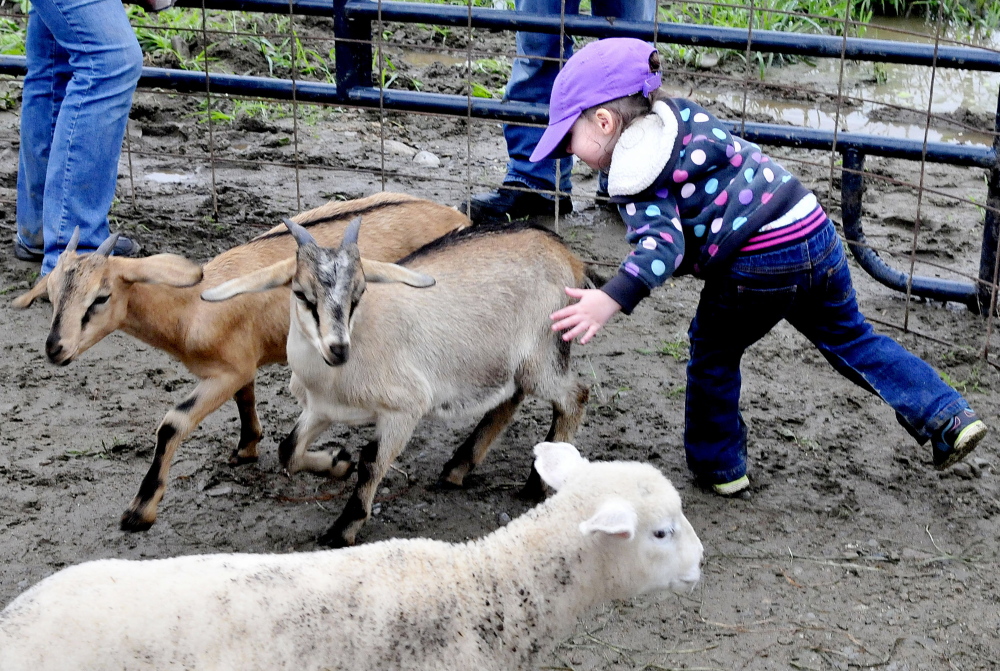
left=529, top=114, right=578, bottom=162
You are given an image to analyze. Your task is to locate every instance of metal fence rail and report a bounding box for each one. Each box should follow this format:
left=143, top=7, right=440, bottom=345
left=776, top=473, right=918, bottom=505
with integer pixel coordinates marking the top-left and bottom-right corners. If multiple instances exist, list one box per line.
left=1, top=1, right=998, bottom=314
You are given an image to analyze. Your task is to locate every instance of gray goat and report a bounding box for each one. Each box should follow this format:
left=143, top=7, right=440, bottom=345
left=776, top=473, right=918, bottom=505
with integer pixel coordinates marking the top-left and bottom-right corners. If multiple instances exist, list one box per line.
left=203, top=218, right=591, bottom=546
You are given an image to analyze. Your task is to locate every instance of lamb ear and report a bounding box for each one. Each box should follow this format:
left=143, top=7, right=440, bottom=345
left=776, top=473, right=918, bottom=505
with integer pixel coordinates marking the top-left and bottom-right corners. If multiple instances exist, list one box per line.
left=579, top=499, right=638, bottom=540
left=361, top=259, right=435, bottom=287
left=201, top=258, right=296, bottom=301
left=532, top=442, right=587, bottom=491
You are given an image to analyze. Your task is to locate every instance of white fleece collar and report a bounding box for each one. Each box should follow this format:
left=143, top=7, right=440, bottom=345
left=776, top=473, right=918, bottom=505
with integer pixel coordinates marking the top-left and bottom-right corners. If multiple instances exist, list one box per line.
left=607, top=100, right=678, bottom=197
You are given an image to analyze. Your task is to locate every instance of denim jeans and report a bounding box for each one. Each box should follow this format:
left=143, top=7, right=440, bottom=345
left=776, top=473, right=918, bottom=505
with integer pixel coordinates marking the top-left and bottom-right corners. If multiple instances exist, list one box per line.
left=16, top=0, right=143, bottom=274
left=684, top=218, right=969, bottom=485
left=503, top=0, right=656, bottom=195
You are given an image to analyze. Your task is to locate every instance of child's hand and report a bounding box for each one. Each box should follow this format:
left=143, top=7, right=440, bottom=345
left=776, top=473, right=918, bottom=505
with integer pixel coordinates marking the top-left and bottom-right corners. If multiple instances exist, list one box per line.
left=550, top=287, right=621, bottom=344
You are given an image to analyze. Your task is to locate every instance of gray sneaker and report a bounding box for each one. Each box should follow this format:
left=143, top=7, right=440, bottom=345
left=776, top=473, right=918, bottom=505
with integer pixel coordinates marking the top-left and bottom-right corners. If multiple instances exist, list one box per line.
left=110, top=236, right=142, bottom=258
left=13, top=237, right=44, bottom=262
left=13, top=235, right=141, bottom=261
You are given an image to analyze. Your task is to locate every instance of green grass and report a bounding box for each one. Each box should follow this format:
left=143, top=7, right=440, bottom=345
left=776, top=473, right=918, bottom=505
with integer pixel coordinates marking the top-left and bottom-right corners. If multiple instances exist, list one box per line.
left=877, top=0, right=1000, bottom=31
left=653, top=0, right=1000, bottom=72
left=636, top=338, right=690, bottom=361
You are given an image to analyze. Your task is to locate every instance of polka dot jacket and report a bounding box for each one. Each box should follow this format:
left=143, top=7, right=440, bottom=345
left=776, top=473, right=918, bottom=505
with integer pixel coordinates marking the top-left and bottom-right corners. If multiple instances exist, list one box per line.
left=600, top=97, right=813, bottom=314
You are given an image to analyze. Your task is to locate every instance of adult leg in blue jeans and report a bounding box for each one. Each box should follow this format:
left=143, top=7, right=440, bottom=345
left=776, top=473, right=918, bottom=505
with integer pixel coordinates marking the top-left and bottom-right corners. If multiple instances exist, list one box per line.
left=461, top=0, right=656, bottom=224
left=15, top=0, right=143, bottom=275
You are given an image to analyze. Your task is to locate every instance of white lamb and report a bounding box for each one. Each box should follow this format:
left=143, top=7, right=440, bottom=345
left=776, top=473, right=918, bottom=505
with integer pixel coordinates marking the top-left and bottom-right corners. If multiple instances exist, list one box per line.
left=0, top=442, right=703, bottom=671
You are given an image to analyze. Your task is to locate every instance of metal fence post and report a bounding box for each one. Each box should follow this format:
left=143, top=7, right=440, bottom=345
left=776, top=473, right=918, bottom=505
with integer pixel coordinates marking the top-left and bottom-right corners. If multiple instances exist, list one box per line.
left=841, top=148, right=980, bottom=308
left=333, top=0, right=371, bottom=102
left=977, top=92, right=1000, bottom=316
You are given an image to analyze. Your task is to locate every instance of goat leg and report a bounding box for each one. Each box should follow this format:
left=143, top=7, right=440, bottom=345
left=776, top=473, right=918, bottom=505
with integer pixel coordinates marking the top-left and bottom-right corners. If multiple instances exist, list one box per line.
left=519, top=380, right=590, bottom=501
left=229, top=380, right=262, bottom=465
left=437, top=387, right=525, bottom=489
left=276, top=408, right=351, bottom=478
left=319, top=413, right=418, bottom=548
left=120, top=375, right=244, bottom=531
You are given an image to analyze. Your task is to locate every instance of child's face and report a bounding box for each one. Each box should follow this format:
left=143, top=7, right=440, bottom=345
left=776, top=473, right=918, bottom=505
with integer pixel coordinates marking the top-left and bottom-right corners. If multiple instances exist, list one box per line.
left=567, top=109, right=617, bottom=171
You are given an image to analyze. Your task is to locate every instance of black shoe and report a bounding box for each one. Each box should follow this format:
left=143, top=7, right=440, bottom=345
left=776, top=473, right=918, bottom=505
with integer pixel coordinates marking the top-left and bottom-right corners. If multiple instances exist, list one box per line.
left=932, top=408, right=988, bottom=470
left=595, top=186, right=615, bottom=211
left=459, top=182, right=572, bottom=225
left=13, top=237, right=43, bottom=262
left=111, top=236, right=142, bottom=258
left=13, top=234, right=141, bottom=261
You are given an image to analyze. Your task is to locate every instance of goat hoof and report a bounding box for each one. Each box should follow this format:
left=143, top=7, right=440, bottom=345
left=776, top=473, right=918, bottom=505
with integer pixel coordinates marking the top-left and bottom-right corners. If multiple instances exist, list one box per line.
left=120, top=511, right=154, bottom=532
left=228, top=453, right=259, bottom=467
left=317, top=528, right=352, bottom=548
left=329, top=449, right=354, bottom=479
left=515, top=482, right=546, bottom=503
left=431, top=476, right=464, bottom=491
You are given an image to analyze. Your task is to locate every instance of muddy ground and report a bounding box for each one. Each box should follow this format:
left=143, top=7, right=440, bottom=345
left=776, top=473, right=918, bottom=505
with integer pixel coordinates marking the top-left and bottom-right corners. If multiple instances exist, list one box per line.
left=1, top=16, right=1000, bottom=670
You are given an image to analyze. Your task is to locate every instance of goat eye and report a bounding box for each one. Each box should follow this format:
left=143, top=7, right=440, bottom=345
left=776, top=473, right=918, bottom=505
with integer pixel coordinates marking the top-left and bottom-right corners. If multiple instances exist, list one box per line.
left=293, top=291, right=314, bottom=307
left=653, top=528, right=674, bottom=540
left=91, top=294, right=110, bottom=307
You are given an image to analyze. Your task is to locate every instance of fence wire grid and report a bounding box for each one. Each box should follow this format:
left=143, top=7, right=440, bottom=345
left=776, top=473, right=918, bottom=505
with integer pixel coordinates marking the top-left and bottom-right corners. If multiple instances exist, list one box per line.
left=1, top=0, right=999, bottom=365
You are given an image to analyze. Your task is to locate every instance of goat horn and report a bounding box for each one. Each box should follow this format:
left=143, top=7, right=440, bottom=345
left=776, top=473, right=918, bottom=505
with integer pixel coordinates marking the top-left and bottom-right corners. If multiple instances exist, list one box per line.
left=65, top=226, right=81, bottom=254
left=283, top=217, right=317, bottom=247
left=95, top=232, right=120, bottom=257
left=342, top=216, right=362, bottom=246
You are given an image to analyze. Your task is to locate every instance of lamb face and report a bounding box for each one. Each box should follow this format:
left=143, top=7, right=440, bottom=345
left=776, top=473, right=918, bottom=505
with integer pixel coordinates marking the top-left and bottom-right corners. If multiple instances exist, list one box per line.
left=536, top=442, right=704, bottom=599
left=632, top=488, right=703, bottom=594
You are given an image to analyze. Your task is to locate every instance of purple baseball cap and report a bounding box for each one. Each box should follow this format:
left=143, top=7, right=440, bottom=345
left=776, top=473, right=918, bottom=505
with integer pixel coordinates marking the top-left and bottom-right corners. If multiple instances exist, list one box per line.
left=529, top=38, right=662, bottom=163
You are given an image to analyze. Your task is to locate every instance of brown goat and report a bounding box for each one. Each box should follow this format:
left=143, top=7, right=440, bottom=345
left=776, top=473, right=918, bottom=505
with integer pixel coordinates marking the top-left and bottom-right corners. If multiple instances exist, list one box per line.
left=13, top=192, right=469, bottom=531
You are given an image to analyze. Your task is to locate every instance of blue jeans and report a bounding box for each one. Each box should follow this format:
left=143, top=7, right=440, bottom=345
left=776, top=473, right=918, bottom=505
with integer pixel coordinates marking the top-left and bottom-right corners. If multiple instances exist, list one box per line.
left=503, top=0, right=656, bottom=194
left=16, top=0, right=142, bottom=275
left=684, top=219, right=969, bottom=485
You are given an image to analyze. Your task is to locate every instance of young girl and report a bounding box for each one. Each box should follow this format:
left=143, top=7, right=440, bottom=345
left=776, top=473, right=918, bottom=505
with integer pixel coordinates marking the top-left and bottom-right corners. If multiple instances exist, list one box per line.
left=532, top=37, right=987, bottom=496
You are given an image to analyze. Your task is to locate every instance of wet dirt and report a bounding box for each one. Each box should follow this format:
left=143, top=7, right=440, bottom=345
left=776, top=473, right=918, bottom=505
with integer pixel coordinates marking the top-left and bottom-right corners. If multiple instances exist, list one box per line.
left=1, top=21, right=1000, bottom=670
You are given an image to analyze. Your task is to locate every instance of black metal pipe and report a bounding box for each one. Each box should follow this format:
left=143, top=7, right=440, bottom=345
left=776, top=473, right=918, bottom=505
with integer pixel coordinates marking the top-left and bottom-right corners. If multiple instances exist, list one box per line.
left=343, top=1, right=1000, bottom=72
left=977, top=93, right=1000, bottom=315
left=841, top=149, right=979, bottom=307
left=110, top=0, right=1000, bottom=72
left=2, top=55, right=993, bottom=168
left=333, top=0, right=369, bottom=104
left=6, top=0, right=1000, bottom=311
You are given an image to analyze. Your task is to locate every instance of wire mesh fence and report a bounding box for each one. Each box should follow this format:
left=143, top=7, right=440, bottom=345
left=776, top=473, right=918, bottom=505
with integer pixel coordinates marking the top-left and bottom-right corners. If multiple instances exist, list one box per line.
left=1, top=0, right=999, bottom=362
left=3, top=6, right=1000, bottom=667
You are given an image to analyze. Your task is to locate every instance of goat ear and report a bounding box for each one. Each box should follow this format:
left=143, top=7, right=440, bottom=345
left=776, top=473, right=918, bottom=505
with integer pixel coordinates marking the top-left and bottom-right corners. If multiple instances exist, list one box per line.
left=361, top=259, right=435, bottom=287
left=12, top=275, right=50, bottom=309
left=533, top=442, right=587, bottom=491
left=201, top=258, right=296, bottom=302
left=118, top=255, right=203, bottom=287
left=579, top=499, right=638, bottom=540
